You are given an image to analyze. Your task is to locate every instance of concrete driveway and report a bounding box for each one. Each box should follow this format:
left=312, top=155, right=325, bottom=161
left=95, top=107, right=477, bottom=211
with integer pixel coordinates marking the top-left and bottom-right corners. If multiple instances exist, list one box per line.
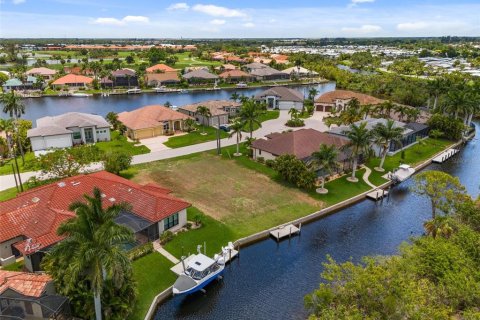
left=139, top=136, right=173, bottom=152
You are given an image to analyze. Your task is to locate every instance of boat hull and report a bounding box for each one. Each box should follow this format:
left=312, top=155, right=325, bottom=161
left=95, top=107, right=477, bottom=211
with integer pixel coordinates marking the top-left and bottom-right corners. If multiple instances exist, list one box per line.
left=173, top=267, right=224, bottom=296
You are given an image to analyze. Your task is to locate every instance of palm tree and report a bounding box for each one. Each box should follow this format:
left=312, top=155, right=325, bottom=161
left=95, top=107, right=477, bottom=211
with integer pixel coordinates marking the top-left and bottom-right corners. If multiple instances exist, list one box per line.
left=0, top=118, right=14, bottom=157
left=230, top=92, right=240, bottom=102
left=310, top=144, right=339, bottom=193
left=381, top=100, right=395, bottom=118
left=340, top=107, right=363, bottom=125
left=239, top=98, right=263, bottom=139
left=423, top=216, right=453, bottom=239
left=342, top=122, right=373, bottom=182
left=308, top=87, right=318, bottom=101
left=372, top=119, right=405, bottom=172
left=229, top=118, right=244, bottom=156
left=47, top=188, right=134, bottom=320
left=1, top=91, right=25, bottom=164
left=446, top=89, right=469, bottom=119
left=428, top=78, right=446, bottom=110
left=196, top=105, right=211, bottom=135
left=393, top=104, right=408, bottom=122
left=288, top=107, right=299, bottom=120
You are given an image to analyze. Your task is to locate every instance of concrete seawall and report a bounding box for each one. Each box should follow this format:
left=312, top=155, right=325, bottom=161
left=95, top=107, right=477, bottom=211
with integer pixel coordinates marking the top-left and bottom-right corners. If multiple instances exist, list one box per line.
left=143, top=133, right=475, bottom=320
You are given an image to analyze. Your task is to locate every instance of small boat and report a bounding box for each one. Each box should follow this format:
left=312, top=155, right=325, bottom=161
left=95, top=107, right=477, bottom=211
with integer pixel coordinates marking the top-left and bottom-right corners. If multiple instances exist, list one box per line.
left=70, top=92, right=92, bottom=97
left=126, top=88, right=142, bottom=94
left=389, top=164, right=415, bottom=183
left=179, top=89, right=189, bottom=94
left=155, top=86, right=180, bottom=93
left=236, top=82, right=248, bottom=88
left=172, top=252, right=225, bottom=296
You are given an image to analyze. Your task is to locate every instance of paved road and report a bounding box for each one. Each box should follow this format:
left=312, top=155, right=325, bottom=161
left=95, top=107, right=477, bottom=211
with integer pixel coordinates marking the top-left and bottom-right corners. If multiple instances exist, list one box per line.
left=0, top=111, right=329, bottom=191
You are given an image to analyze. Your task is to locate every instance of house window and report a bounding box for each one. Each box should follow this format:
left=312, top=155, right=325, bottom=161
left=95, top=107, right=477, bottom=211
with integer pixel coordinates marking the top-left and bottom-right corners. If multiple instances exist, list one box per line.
left=72, top=132, right=81, bottom=139
left=163, top=121, right=170, bottom=131
left=164, top=213, right=179, bottom=230
left=259, top=150, right=262, bottom=155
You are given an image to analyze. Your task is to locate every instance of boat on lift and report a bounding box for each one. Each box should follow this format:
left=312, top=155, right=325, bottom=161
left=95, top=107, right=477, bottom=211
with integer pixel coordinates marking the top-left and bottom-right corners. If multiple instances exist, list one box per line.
left=172, top=248, right=225, bottom=296
left=126, top=87, right=142, bottom=94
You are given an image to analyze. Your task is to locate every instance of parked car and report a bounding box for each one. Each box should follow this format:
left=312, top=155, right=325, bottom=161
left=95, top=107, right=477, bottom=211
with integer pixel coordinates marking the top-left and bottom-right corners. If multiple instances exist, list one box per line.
left=219, top=124, right=231, bottom=132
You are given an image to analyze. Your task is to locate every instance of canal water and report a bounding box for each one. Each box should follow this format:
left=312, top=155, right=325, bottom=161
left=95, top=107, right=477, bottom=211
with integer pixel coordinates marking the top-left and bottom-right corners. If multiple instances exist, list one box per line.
left=153, top=123, right=479, bottom=320
left=10, top=82, right=336, bottom=122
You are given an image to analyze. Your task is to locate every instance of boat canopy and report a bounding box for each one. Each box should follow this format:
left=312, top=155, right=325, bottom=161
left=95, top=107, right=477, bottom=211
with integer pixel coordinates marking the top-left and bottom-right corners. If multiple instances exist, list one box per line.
left=187, top=254, right=216, bottom=272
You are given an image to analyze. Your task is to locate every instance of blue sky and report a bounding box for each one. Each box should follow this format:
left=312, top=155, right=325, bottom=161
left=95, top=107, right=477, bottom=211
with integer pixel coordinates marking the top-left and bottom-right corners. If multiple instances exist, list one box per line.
left=1, top=0, right=479, bottom=38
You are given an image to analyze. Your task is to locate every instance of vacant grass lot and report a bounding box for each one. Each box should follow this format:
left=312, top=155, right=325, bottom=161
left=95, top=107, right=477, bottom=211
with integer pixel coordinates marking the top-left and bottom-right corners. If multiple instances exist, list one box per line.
left=128, top=253, right=176, bottom=320
left=163, top=126, right=229, bottom=148
left=366, top=138, right=453, bottom=186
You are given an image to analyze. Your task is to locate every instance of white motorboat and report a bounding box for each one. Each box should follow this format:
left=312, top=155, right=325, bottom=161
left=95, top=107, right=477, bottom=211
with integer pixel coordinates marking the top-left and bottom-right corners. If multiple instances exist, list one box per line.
left=172, top=252, right=225, bottom=296
left=70, top=92, right=92, bottom=97
left=389, top=164, right=415, bottom=183
left=126, top=88, right=142, bottom=94
left=155, top=86, right=180, bottom=93
left=236, top=82, right=248, bottom=88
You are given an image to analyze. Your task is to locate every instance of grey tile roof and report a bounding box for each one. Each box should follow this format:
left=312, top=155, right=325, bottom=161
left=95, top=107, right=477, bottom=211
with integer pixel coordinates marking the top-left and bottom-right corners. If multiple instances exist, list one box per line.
left=255, top=87, right=304, bottom=102
left=328, top=118, right=412, bottom=136
left=36, top=112, right=110, bottom=130
left=27, top=125, right=72, bottom=138
left=183, top=69, right=218, bottom=79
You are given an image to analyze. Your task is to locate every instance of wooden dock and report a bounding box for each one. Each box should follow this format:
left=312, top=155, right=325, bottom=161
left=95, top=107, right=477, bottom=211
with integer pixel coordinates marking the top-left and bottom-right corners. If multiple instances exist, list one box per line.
left=432, top=148, right=459, bottom=163
left=366, top=189, right=389, bottom=201
left=270, top=224, right=300, bottom=241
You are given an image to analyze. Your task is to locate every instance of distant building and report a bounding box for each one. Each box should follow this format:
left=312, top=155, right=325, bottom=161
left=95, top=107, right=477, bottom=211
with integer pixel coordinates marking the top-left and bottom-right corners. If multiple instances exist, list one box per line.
left=111, top=68, right=138, bottom=87
left=218, top=70, right=254, bottom=83
left=182, top=69, right=219, bottom=84
left=282, top=66, right=318, bottom=78
left=314, top=90, right=384, bottom=112
left=178, top=100, right=241, bottom=127
left=145, top=72, right=180, bottom=87
left=26, top=67, right=57, bottom=80
left=27, top=112, right=110, bottom=153
left=255, top=86, right=304, bottom=110
left=118, top=105, right=191, bottom=139
left=51, top=74, right=93, bottom=89
left=146, top=64, right=177, bottom=73
left=244, top=62, right=289, bottom=81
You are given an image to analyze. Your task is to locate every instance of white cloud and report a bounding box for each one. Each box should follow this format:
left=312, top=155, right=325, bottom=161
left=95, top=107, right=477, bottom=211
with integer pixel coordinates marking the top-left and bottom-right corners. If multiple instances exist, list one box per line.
left=167, top=2, right=189, bottom=11
left=92, top=15, right=150, bottom=26
left=192, top=4, right=246, bottom=18
left=243, top=22, right=255, bottom=28
left=396, top=21, right=429, bottom=31
left=341, top=24, right=382, bottom=34
left=210, top=19, right=226, bottom=25
left=12, top=0, right=26, bottom=4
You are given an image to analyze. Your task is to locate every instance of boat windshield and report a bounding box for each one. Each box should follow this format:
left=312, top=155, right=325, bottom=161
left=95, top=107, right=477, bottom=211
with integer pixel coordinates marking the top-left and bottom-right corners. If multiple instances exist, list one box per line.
left=185, top=263, right=220, bottom=280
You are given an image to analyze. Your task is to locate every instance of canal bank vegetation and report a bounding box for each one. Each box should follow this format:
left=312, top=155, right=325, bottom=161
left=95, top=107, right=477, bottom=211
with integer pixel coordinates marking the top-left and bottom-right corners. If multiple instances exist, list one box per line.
left=305, top=173, right=480, bottom=319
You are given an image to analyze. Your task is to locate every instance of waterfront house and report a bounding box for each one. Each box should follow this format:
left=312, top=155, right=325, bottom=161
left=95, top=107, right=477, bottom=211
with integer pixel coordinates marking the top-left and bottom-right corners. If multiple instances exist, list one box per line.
left=146, top=63, right=177, bottom=73
left=26, top=67, right=57, bottom=80
left=282, top=66, right=318, bottom=78
left=218, top=70, right=254, bottom=83
left=145, top=72, right=180, bottom=87
left=314, top=90, right=384, bottom=112
left=27, top=112, right=111, bottom=153
left=118, top=105, right=191, bottom=139
left=251, top=128, right=351, bottom=170
left=2, top=79, right=24, bottom=92
left=178, top=100, right=242, bottom=127
left=254, top=86, right=304, bottom=110
left=244, top=62, right=289, bottom=81
left=0, top=270, right=70, bottom=319
left=214, top=64, right=237, bottom=72
left=111, top=68, right=138, bottom=87
left=51, top=74, right=93, bottom=89
left=182, top=69, right=219, bottom=84
left=328, top=118, right=429, bottom=155
left=63, top=66, right=94, bottom=76
left=0, top=171, right=190, bottom=272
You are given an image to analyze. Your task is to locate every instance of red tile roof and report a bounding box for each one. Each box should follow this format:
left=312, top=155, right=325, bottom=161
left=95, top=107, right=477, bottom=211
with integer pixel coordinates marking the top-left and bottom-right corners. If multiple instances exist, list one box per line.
left=0, top=171, right=190, bottom=255
left=52, top=74, right=93, bottom=86
left=146, top=64, right=176, bottom=73
left=0, top=270, right=52, bottom=298
left=315, top=90, right=384, bottom=105
left=252, top=128, right=350, bottom=160
left=118, top=105, right=191, bottom=130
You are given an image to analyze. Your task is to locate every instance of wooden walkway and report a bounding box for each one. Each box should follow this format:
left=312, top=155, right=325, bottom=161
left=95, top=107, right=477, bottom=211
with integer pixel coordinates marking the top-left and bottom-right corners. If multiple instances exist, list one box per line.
left=270, top=224, right=300, bottom=241
left=432, top=148, right=459, bottom=163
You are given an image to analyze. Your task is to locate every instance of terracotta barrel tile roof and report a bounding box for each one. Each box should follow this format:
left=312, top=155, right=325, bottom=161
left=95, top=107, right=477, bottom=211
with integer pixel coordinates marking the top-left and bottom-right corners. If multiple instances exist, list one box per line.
left=178, top=100, right=241, bottom=116
left=52, top=74, right=93, bottom=86
left=118, top=105, right=190, bottom=130
left=146, top=64, right=176, bottom=73
left=0, top=271, right=52, bottom=297
left=315, top=90, right=384, bottom=105
left=0, top=171, right=190, bottom=255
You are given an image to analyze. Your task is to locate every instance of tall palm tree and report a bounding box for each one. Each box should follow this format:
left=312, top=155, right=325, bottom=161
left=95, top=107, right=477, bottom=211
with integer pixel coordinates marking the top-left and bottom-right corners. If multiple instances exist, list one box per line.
left=239, top=98, right=263, bottom=139
left=196, top=105, right=211, bottom=135
left=310, top=144, right=339, bottom=193
left=381, top=100, right=395, bottom=118
left=446, top=89, right=469, bottom=120
left=340, top=106, right=363, bottom=125
left=229, top=118, right=244, bottom=156
left=288, top=107, right=299, bottom=120
left=47, top=188, right=134, bottom=320
left=342, top=122, right=373, bottom=182
left=1, top=91, right=25, bottom=163
left=0, top=118, right=14, bottom=157
left=308, top=87, right=318, bottom=101
left=230, top=92, right=240, bottom=102
left=427, top=77, right=446, bottom=110
left=393, top=104, right=408, bottom=122
left=423, top=216, right=453, bottom=239
left=372, top=119, right=405, bottom=172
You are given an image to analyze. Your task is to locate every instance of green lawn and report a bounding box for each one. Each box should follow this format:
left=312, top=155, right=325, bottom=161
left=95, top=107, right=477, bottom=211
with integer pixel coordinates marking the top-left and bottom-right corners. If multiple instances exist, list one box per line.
left=96, top=131, right=150, bottom=156
left=366, top=138, right=453, bottom=186
left=173, top=52, right=221, bottom=69
left=1, top=260, right=24, bottom=271
left=163, top=126, right=229, bottom=148
left=0, top=152, right=38, bottom=176
left=129, top=253, right=176, bottom=320
left=0, top=187, right=21, bottom=201
left=243, top=110, right=280, bottom=132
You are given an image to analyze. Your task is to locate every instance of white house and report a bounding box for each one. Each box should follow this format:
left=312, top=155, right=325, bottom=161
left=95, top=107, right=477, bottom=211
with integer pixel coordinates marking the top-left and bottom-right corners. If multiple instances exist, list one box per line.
left=27, top=112, right=111, bottom=154
left=254, top=86, right=304, bottom=110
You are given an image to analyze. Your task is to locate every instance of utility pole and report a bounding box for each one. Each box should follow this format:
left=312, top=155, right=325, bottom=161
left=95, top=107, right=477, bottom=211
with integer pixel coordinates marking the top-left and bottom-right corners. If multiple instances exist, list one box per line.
left=216, top=115, right=221, bottom=155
